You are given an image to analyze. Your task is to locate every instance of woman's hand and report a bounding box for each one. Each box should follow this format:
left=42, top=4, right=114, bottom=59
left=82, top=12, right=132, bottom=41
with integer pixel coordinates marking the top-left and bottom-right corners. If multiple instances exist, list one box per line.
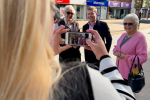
left=118, top=53, right=126, bottom=59
left=84, top=30, right=108, bottom=60
left=114, top=51, right=121, bottom=57
left=114, top=51, right=126, bottom=59
left=50, top=25, right=72, bottom=55
left=59, top=38, right=65, bottom=44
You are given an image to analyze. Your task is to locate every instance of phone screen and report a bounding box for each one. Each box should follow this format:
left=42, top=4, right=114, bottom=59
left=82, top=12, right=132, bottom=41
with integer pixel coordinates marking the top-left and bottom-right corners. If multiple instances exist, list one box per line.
left=66, top=32, right=92, bottom=46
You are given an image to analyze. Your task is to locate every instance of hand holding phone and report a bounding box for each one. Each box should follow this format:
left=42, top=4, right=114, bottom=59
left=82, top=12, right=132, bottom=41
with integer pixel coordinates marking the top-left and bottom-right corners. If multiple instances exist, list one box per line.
left=84, top=30, right=108, bottom=60
left=50, top=25, right=71, bottom=55
left=65, top=32, right=92, bottom=46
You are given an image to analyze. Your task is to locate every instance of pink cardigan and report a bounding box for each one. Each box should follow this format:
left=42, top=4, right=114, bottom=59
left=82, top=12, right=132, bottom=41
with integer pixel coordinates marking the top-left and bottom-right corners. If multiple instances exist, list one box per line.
left=113, top=31, right=148, bottom=79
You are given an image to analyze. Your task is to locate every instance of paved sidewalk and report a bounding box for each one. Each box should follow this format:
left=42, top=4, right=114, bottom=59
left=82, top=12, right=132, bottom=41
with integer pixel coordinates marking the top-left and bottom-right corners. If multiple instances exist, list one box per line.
left=134, top=58, right=150, bottom=100
left=77, top=19, right=150, bottom=36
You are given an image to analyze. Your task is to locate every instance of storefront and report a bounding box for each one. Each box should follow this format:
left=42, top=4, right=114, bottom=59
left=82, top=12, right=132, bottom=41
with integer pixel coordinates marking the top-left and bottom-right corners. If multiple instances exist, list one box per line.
left=120, top=2, right=131, bottom=18
left=55, top=0, right=87, bottom=21
left=108, top=1, right=131, bottom=19
left=86, top=0, right=109, bottom=20
left=108, top=1, right=121, bottom=19
left=135, top=8, right=148, bottom=18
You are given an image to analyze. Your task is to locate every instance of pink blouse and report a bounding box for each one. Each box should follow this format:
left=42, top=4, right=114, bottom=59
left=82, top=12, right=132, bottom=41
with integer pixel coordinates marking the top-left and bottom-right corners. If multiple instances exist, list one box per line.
left=113, top=31, right=148, bottom=79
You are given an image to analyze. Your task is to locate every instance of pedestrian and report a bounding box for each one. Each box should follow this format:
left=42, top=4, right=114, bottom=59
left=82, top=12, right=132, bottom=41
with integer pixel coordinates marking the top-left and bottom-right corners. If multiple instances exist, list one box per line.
left=56, top=5, right=81, bottom=63
left=138, top=10, right=142, bottom=29
left=113, top=13, right=148, bottom=83
left=83, top=6, right=112, bottom=68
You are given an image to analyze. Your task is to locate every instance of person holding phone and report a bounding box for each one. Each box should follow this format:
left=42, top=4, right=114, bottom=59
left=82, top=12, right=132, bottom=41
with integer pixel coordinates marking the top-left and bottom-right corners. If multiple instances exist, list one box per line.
left=56, top=5, right=81, bottom=63
left=83, top=6, right=112, bottom=68
left=51, top=26, right=135, bottom=100
left=0, top=0, right=135, bottom=99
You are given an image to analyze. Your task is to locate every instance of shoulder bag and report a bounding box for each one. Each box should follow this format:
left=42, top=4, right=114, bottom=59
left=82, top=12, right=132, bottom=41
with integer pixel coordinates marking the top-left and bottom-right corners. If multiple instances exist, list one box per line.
left=128, top=56, right=145, bottom=93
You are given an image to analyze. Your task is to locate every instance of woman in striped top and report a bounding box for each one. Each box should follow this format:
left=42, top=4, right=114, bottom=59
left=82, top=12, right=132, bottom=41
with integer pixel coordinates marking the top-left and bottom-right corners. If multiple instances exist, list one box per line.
left=52, top=27, right=135, bottom=100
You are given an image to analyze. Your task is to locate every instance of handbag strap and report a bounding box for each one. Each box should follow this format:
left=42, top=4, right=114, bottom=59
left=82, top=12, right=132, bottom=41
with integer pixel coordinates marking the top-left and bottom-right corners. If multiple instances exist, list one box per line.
left=137, top=56, right=143, bottom=73
left=129, top=56, right=137, bottom=73
left=130, top=56, right=143, bottom=73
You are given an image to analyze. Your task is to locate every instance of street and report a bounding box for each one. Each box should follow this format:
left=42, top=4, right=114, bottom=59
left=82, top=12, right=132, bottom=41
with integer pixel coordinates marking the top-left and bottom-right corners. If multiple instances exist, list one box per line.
left=54, top=20, right=150, bottom=100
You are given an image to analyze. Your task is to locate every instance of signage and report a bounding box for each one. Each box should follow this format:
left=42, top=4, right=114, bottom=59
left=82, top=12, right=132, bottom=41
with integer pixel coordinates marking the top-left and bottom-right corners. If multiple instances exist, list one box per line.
left=60, top=7, right=64, bottom=19
left=70, top=0, right=86, bottom=5
left=109, top=1, right=121, bottom=7
left=87, top=0, right=108, bottom=7
left=121, top=2, right=131, bottom=8
left=55, top=0, right=70, bottom=4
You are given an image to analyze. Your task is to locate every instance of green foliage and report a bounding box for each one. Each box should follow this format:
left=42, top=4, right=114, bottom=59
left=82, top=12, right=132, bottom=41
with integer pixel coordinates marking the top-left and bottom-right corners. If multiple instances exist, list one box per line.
left=145, top=0, right=150, bottom=9
left=134, top=0, right=143, bottom=8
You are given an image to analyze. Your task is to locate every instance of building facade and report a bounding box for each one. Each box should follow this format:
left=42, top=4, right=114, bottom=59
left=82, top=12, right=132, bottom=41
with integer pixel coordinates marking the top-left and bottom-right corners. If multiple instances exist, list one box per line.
left=55, top=0, right=87, bottom=21
left=108, top=0, right=132, bottom=19
left=86, top=0, right=109, bottom=20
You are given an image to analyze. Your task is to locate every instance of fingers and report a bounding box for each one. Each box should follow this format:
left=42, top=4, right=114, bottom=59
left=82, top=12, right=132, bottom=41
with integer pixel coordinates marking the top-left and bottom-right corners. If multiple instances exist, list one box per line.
left=54, top=25, right=70, bottom=36
left=86, top=39, right=94, bottom=47
left=59, top=38, right=65, bottom=44
left=53, top=25, right=63, bottom=35
left=86, top=30, right=100, bottom=38
left=73, top=46, right=78, bottom=49
left=84, top=46, right=91, bottom=51
left=60, top=45, right=72, bottom=53
left=92, top=35, right=96, bottom=42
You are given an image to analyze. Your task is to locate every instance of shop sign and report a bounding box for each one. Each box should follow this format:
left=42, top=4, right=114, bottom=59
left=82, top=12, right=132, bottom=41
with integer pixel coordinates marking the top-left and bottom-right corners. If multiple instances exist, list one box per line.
left=70, top=0, right=86, bottom=5
left=121, top=2, right=131, bottom=8
left=55, top=0, right=70, bottom=4
left=60, top=7, right=65, bottom=19
left=87, top=0, right=108, bottom=7
left=109, top=1, right=121, bottom=7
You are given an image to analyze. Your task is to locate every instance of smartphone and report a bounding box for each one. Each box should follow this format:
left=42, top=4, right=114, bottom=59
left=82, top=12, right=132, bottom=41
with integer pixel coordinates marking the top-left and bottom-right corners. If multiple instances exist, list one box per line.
left=65, top=32, right=93, bottom=46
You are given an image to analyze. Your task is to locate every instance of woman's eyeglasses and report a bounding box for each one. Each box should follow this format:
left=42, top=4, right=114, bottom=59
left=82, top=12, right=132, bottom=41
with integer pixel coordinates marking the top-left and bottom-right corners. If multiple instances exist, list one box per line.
left=123, top=23, right=133, bottom=26
left=67, top=12, right=74, bottom=15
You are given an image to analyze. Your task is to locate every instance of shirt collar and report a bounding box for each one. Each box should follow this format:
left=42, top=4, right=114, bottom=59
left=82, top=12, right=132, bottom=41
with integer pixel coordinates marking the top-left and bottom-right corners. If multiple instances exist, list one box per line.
left=88, top=21, right=96, bottom=27
left=64, top=18, right=74, bottom=25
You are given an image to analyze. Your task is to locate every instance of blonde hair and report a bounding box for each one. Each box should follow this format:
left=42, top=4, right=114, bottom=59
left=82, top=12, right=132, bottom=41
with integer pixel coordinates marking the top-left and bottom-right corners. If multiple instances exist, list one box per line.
left=87, top=6, right=97, bottom=13
left=0, top=0, right=60, bottom=100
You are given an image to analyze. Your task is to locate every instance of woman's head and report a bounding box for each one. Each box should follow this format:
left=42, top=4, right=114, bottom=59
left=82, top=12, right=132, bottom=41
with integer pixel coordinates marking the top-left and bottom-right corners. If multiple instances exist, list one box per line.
left=0, top=0, right=60, bottom=100
left=123, top=13, right=139, bottom=34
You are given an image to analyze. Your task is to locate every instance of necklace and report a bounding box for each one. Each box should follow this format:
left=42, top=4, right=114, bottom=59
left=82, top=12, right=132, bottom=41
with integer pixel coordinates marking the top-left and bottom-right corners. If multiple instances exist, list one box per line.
left=124, top=35, right=131, bottom=40
left=125, top=31, right=137, bottom=39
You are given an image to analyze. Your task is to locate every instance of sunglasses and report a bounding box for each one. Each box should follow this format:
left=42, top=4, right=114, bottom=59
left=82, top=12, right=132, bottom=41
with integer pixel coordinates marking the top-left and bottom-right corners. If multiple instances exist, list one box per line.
left=67, top=12, right=74, bottom=15
left=123, top=23, right=133, bottom=26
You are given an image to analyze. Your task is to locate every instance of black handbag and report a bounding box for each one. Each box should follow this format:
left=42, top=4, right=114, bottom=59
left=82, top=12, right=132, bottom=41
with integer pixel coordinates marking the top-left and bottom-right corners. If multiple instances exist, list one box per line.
left=128, top=56, right=145, bottom=93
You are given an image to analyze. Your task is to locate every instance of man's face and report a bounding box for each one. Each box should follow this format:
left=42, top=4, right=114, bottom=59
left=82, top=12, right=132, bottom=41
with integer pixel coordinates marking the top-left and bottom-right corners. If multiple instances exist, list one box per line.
left=64, top=7, right=74, bottom=21
left=87, top=10, right=97, bottom=22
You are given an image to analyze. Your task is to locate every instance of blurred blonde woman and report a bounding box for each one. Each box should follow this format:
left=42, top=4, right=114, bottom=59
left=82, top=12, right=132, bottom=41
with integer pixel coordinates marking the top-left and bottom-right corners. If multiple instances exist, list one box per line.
left=0, top=0, right=135, bottom=100
left=0, top=0, right=63, bottom=100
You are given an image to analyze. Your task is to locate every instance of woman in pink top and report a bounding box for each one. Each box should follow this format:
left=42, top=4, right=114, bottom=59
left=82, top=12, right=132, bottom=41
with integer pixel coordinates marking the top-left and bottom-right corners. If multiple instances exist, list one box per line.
left=113, top=13, right=148, bottom=82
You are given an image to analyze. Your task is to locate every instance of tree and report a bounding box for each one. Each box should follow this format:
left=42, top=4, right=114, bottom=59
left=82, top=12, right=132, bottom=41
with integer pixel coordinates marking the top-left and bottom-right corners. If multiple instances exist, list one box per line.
left=145, top=0, right=150, bottom=19
left=134, top=0, right=143, bottom=8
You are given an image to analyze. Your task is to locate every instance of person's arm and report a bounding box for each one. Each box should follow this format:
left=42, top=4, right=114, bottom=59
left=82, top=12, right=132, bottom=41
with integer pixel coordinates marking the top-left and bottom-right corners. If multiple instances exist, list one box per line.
left=99, top=55, right=135, bottom=100
left=104, top=22, right=112, bottom=52
left=84, top=29, right=135, bottom=100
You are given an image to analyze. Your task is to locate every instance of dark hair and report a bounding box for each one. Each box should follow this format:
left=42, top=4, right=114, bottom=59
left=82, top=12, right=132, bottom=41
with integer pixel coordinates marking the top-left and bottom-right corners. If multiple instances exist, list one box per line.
left=52, top=62, right=97, bottom=100
left=54, top=6, right=60, bottom=21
